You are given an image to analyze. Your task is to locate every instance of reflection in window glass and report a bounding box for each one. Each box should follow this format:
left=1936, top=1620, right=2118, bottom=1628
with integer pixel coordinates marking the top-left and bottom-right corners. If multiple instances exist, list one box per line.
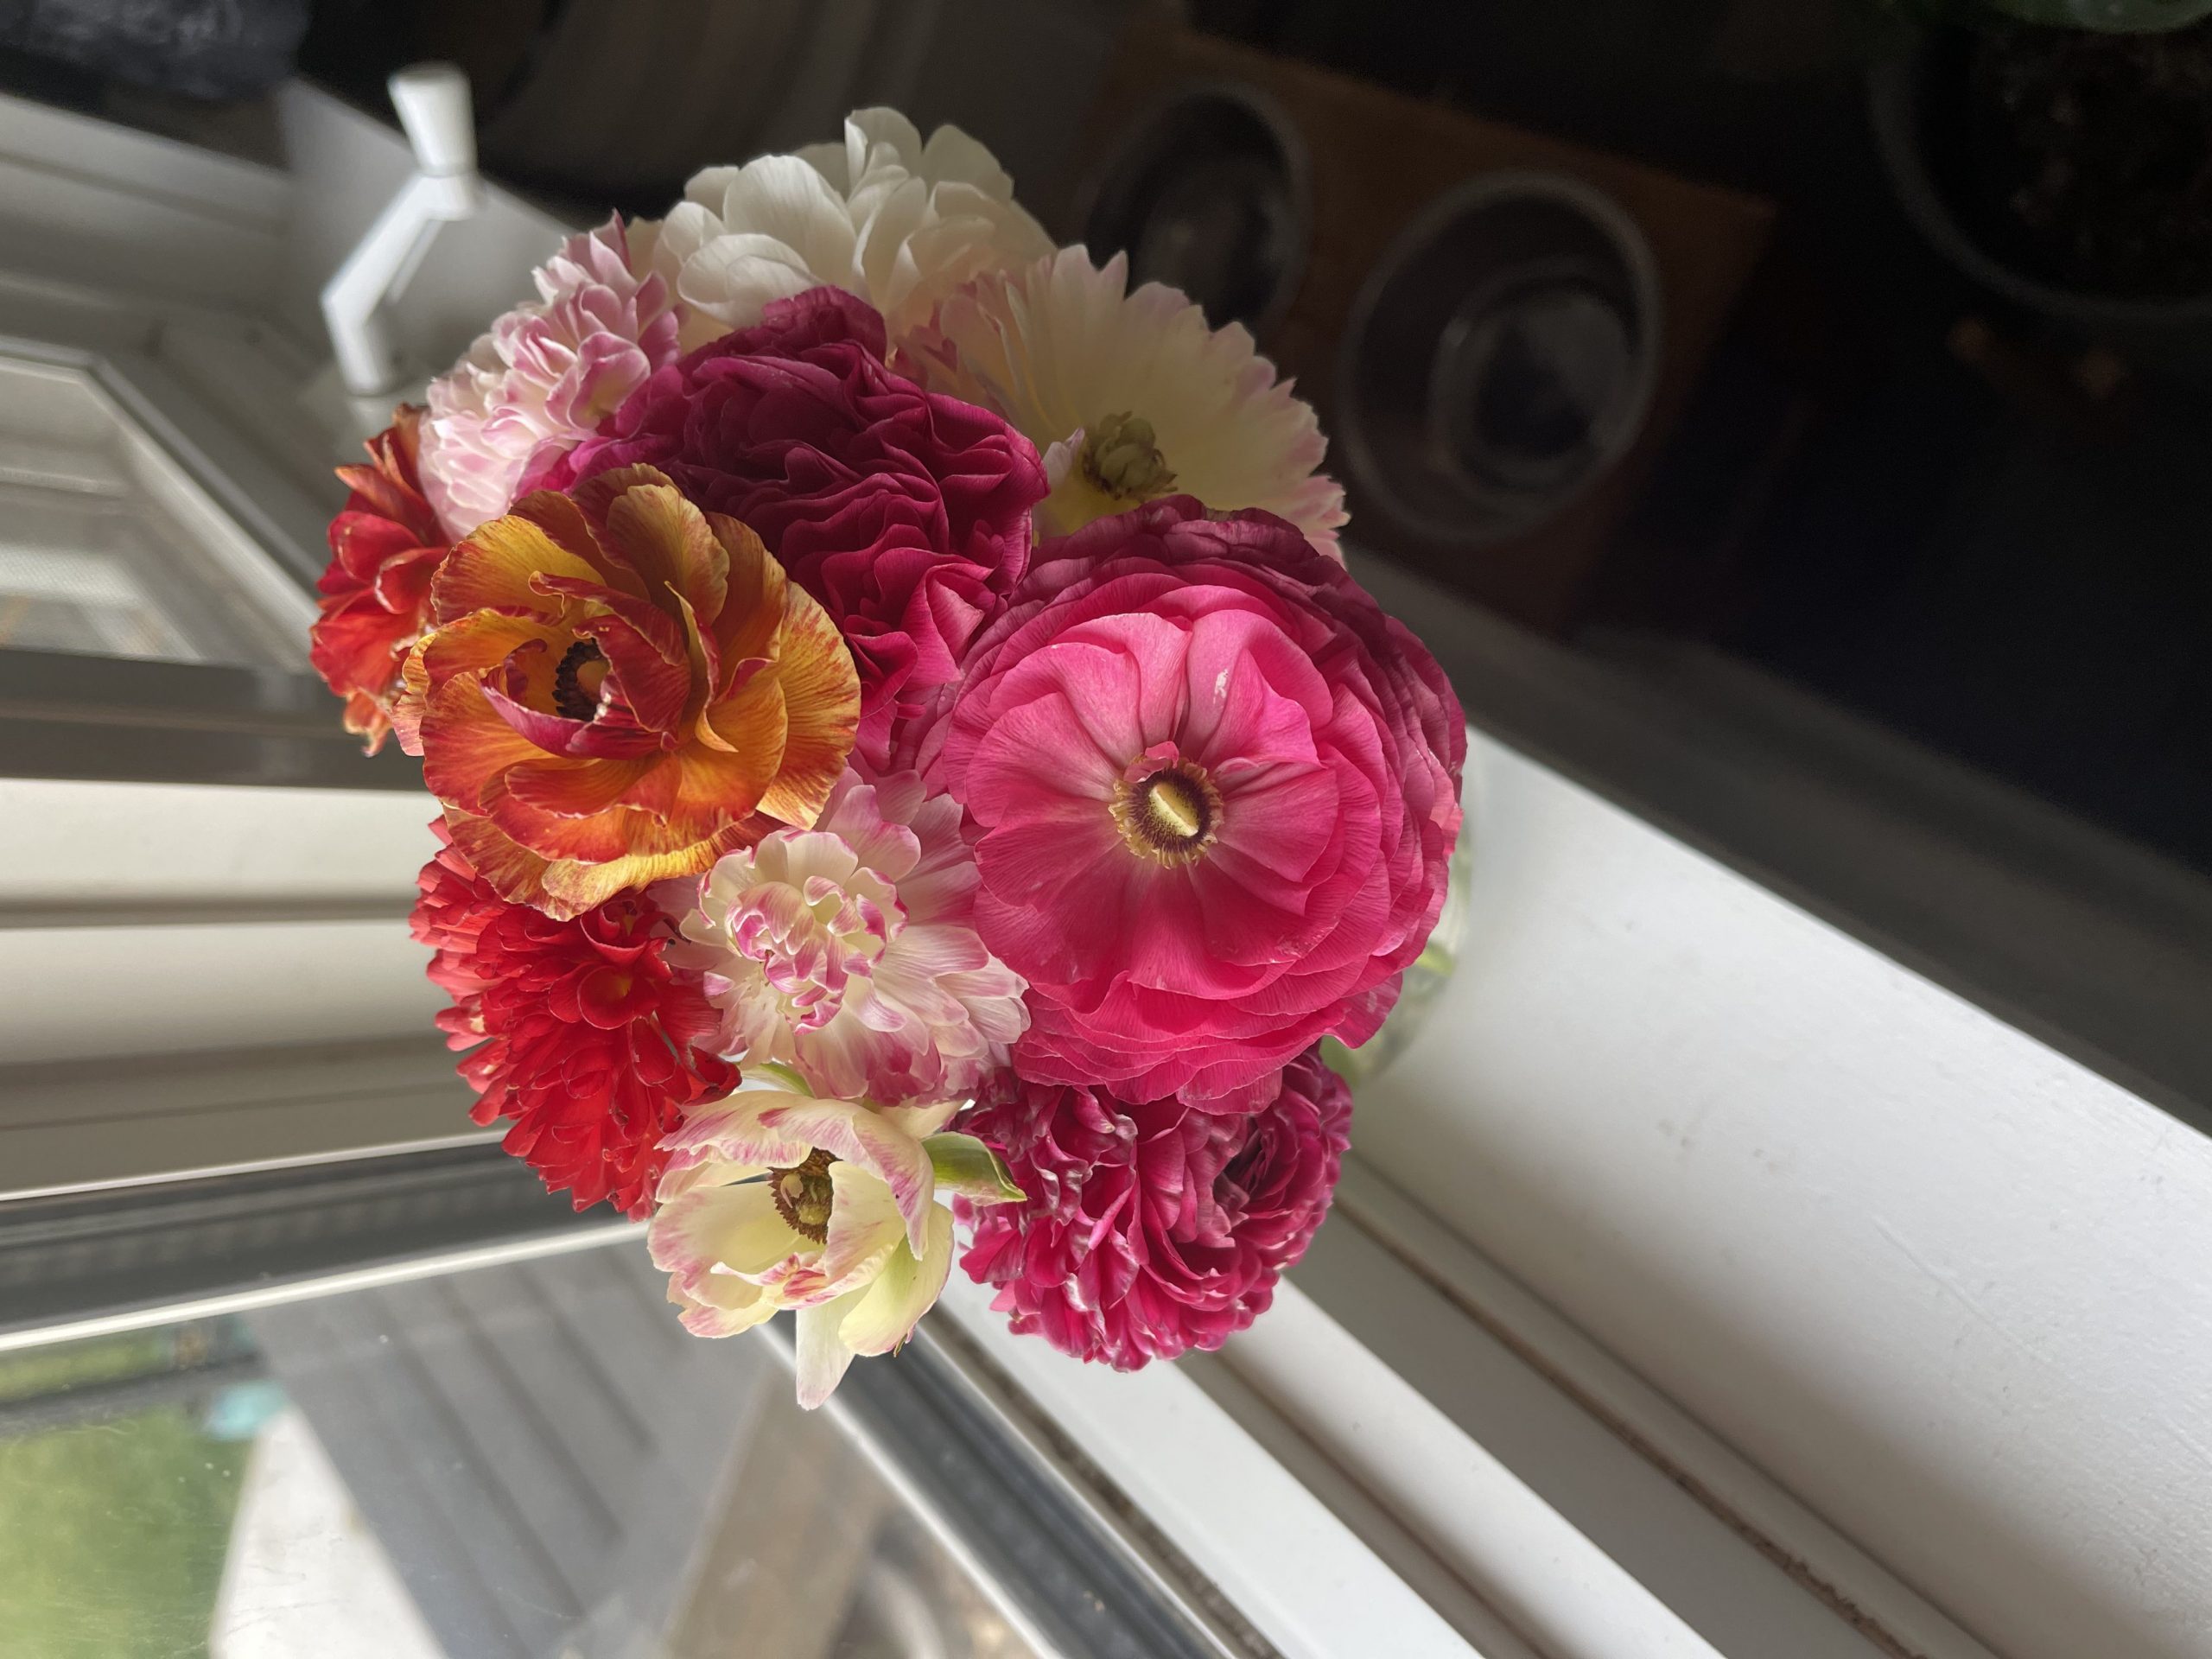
left=0, top=1325, right=253, bottom=1659
left=0, top=1248, right=1051, bottom=1659
left=0, top=353, right=311, bottom=671
left=0, top=530, right=201, bottom=661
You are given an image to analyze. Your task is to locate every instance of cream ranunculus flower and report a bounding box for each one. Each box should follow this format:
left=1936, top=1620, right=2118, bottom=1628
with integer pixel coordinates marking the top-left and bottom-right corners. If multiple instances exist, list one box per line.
left=647, top=1075, right=1020, bottom=1408
left=899, top=246, right=1349, bottom=558
left=636, top=109, right=1052, bottom=350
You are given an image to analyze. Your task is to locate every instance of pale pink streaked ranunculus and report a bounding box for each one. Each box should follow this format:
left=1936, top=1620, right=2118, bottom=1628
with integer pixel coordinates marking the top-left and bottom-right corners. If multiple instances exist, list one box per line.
left=668, top=770, right=1028, bottom=1104
left=910, top=497, right=1465, bottom=1109
left=417, top=216, right=681, bottom=540
left=648, top=1079, right=1021, bottom=1407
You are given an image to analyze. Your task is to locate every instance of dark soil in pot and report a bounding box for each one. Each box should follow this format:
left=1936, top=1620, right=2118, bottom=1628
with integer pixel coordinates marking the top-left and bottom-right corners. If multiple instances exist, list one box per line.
left=1945, top=18, right=2212, bottom=300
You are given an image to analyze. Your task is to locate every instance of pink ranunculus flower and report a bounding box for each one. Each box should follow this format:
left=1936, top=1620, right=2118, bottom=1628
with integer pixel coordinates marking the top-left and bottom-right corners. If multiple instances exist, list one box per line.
left=912, top=497, right=1465, bottom=1108
left=528, top=286, right=1047, bottom=771
left=667, top=770, right=1028, bottom=1103
left=418, top=216, right=682, bottom=540
left=957, top=1047, right=1352, bottom=1369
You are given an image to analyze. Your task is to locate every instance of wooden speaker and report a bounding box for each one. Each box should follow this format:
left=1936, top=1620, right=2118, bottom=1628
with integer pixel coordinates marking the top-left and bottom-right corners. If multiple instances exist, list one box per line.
left=1064, top=27, right=1772, bottom=632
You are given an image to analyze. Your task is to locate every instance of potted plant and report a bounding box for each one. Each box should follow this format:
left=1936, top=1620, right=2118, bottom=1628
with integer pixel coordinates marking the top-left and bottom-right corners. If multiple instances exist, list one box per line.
left=1869, top=0, right=2212, bottom=361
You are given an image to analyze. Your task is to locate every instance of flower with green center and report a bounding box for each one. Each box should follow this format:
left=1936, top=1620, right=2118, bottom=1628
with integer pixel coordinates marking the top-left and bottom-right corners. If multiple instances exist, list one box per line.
left=647, top=1074, right=1020, bottom=1407
left=899, top=246, right=1347, bottom=556
left=1078, top=412, right=1178, bottom=504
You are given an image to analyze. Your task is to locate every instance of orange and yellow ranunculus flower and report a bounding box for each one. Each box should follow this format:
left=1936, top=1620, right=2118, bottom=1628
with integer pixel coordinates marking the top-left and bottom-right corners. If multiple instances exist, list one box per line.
left=404, top=465, right=861, bottom=918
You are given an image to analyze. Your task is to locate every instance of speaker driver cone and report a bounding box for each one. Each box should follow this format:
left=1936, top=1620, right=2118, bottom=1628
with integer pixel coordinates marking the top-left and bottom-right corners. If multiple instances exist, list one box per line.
left=1340, top=173, right=1662, bottom=549
left=1077, top=83, right=1313, bottom=335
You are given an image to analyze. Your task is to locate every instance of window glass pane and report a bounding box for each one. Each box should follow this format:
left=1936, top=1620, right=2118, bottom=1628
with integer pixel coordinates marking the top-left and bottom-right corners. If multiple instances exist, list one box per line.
left=0, top=517, right=204, bottom=661
left=0, top=353, right=311, bottom=671
left=0, top=1248, right=1057, bottom=1659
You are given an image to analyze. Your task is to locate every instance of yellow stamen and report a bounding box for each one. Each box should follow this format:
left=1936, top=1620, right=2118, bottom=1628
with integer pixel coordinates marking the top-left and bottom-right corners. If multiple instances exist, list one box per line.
left=771, top=1148, right=836, bottom=1243
left=1079, top=412, right=1177, bottom=502
left=1110, top=763, right=1223, bottom=864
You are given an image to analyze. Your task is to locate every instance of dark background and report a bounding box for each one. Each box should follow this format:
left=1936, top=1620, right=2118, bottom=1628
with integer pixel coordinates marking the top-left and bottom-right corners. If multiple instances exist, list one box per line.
left=1183, top=0, right=2212, bottom=874
left=5, top=0, right=2208, bottom=874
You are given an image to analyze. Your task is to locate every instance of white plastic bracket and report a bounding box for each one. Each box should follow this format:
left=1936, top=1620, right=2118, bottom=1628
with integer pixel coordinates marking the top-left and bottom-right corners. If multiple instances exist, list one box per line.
left=317, top=63, right=485, bottom=436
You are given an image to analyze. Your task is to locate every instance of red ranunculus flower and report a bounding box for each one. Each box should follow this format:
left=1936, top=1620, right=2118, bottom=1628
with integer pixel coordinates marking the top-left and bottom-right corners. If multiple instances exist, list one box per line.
left=527, top=286, right=1047, bottom=768
left=957, top=1048, right=1352, bottom=1369
left=309, top=407, right=448, bottom=753
left=913, top=497, right=1465, bottom=1108
left=412, top=822, right=735, bottom=1217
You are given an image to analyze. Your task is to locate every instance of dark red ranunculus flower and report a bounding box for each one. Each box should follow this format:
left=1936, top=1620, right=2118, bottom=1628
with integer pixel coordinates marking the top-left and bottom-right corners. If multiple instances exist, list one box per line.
left=957, top=1047, right=1352, bottom=1369
left=526, top=286, right=1047, bottom=768
left=310, top=407, right=448, bottom=753
left=411, top=822, right=736, bottom=1217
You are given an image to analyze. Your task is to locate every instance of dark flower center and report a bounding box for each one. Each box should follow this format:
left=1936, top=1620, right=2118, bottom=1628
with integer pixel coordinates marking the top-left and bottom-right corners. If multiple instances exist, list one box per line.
left=1111, top=762, right=1223, bottom=864
left=1079, top=412, right=1177, bottom=503
left=771, top=1147, right=836, bottom=1243
left=552, top=640, right=608, bottom=721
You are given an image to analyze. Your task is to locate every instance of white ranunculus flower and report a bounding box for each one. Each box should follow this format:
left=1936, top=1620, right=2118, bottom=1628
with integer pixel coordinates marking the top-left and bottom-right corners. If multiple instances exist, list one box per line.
left=899, top=247, right=1349, bottom=558
left=635, top=108, right=1052, bottom=350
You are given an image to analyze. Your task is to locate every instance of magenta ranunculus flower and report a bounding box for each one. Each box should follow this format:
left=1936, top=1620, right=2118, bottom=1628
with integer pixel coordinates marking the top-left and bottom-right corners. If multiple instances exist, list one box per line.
left=528, top=286, right=1048, bottom=768
left=912, top=496, right=1465, bottom=1108
left=957, top=1048, right=1352, bottom=1369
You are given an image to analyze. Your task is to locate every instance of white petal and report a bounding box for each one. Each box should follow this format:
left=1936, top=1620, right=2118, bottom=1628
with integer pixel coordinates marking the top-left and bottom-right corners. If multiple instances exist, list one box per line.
left=625, top=215, right=664, bottom=284
left=677, top=234, right=820, bottom=332
left=651, top=200, right=724, bottom=279
left=882, top=920, right=989, bottom=981
left=667, top=1268, right=777, bottom=1338
left=794, top=1294, right=864, bottom=1408
left=660, top=1085, right=820, bottom=1169
left=817, top=782, right=924, bottom=884
left=795, top=137, right=849, bottom=192
left=813, top=1164, right=908, bottom=1291
left=772, top=828, right=865, bottom=893
left=875, top=1097, right=963, bottom=1140
left=683, top=164, right=741, bottom=210
left=900, top=242, right=1344, bottom=556
left=647, top=1183, right=805, bottom=1287
left=838, top=1207, right=955, bottom=1357
left=1041, top=430, right=1083, bottom=492
left=854, top=176, right=930, bottom=305
left=721, top=154, right=859, bottom=283
left=846, top=107, right=925, bottom=178
left=918, top=124, right=1012, bottom=193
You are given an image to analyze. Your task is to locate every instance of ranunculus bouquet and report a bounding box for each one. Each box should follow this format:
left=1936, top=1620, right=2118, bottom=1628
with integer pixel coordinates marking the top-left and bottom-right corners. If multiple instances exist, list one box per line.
left=313, top=111, right=1465, bottom=1408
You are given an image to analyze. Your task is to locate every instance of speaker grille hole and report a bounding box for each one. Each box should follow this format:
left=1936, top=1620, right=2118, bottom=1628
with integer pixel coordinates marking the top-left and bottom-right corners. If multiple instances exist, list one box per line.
left=1081, top=86, right=1310, bottom=334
